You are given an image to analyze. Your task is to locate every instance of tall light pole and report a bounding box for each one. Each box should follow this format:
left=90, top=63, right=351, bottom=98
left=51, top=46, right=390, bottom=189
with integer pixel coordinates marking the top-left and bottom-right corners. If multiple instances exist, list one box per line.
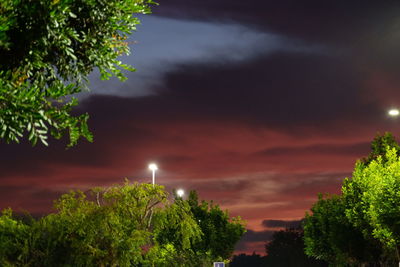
left=148, top=163, right=158, bottom=185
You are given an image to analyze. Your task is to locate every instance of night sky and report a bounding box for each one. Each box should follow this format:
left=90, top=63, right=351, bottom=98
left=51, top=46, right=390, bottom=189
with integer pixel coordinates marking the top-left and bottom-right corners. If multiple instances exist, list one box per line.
left=2, top=0, right=400, bottom=254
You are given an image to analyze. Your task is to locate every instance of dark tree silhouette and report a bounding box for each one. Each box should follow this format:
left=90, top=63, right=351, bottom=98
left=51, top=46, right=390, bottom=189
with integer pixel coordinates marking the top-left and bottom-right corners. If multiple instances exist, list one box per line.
left=230, top=252, right=266, bottom=267
left=265, top=228, right=327, bottom=267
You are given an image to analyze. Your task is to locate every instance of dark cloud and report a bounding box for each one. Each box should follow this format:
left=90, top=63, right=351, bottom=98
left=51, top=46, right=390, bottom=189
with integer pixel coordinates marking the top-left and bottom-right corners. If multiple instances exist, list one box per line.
left=262, top=219, right=303, bottom=229
left=155, top=51, right=381, bottom=131
left=153, top=0, right=400, bottom=78
left=154, top=0, right=400, bottom=46
left=0, top=45, right=384, bottom=180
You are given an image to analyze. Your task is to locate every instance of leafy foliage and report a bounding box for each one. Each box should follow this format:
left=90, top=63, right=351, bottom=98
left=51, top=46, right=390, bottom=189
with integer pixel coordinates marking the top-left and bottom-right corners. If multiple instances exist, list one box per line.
left=0, top=0, right=154, bottom=147
left=152, top=196, right=205, bottom=266
left=304, top=133, right=400, bottom=266
left=0, top=209, right=30, bottom=266
left=266, top=228, right=327, bottom=267
left=0, top=181, right=247, bottom=266
left=0, top=182, right=205, bottom=266
left=341, top=133, right=400, bottom=259
left=362, top=132, right=400, bottom=165
left=304, top=194, right=383, bottom=266
left=343, top=148, right=400, bottom=260
left=186, top=190, right=246, bottom=262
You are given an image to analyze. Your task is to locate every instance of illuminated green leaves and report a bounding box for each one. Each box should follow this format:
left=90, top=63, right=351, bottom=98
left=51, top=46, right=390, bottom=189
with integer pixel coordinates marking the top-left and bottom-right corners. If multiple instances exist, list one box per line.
left=344, top=148, right=400, bottom=250
left=0, top=180, right=246, bottom=266
left=0, top=0, right=155, bottom=146
left=304, top=134, right=400, bottom=265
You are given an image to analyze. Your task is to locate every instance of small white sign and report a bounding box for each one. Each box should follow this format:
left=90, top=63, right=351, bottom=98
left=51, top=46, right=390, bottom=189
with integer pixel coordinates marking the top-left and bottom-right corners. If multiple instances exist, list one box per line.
left=213, top=262, right=224, bottom=267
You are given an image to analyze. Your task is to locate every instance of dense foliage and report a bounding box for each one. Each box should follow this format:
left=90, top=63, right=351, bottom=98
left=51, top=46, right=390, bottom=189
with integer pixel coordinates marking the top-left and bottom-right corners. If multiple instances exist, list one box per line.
left=304, top=194, right=383, bottom=266
left=343, top=148, right=400, bottom=264
left=186, top=190, right=246, bottom=261
left=304, top=133, right=400, bottom=266
left=0, top=0, right=154, bottom=147
left=230, top=227, right=327, bottom=267
left=0, top=181, right=246, bottom=266
left=265, top=228, right=327, bottom=267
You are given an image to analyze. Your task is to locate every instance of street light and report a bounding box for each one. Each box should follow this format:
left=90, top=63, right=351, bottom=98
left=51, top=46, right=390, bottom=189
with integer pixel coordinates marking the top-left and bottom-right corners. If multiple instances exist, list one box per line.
left=176, top=189, right=185, bottom=198
left=388, top=108, right=400, bottom=117
left=148, top=163, right=158, bottom=185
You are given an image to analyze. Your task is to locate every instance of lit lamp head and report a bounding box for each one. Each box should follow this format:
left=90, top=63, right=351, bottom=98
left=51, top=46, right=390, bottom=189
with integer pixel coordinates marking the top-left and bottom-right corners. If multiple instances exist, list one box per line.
left=148, top=163, right=158, bottom=171
left=388, top=109, right=400, bottom=117
left=177, top=189, right=185, bottom=198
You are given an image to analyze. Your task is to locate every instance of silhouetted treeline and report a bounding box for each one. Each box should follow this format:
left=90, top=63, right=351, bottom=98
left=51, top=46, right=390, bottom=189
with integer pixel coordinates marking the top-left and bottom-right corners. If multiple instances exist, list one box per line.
left=230, top=252, right=266, bottom=267
left=230, top=228, right=327, bottom=267
left=265, top=228, right=327, bottom=267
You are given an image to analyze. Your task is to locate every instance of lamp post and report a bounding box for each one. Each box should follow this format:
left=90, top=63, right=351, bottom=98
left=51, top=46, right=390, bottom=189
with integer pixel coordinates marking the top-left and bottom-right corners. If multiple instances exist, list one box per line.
left=148, top=163, right=158, bottom=185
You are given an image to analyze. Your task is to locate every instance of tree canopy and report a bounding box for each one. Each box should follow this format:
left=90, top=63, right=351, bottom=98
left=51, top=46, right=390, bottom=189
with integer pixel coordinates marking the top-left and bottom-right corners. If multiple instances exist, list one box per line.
left=304, top=133, right=400, bottom=266
left=304, top=194, right=383, bottom=266
left=343, top=148, right=400, bottom=263
left=0, top=181, right=246, bottom=266
left=266, top=227, right=327, bottom=267
left=0, top=0, right=154, bottom=147
left=185, top=190, right=246, bottom=261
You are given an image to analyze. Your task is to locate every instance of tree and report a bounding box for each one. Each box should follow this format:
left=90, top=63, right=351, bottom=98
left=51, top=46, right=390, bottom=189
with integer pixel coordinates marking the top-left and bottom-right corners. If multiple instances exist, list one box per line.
left=0, top=181, right=204, bottom=266
left=186, top=190, right=246, bottom=262
left=304, top=133, right=400, bottom=266
left=230, top=252, right=266, bottom=267
left=304, top=194, right=383, bottom=266
left=0, top=208, right=31, bottom=266
left=343, top=148, right=400, bottom=264
left=0, top=0, right=155, bottom=147
left=362, top=132, right=400, bottom=165
left=0, top=181, right=247, bottom=266
left=341, top=133, right=400, bottom=265
left=266, top=227, right=327, bottom=267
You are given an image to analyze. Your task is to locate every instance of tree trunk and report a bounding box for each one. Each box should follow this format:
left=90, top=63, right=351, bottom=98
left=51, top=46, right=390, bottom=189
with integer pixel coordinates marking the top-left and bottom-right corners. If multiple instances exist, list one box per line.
left=395, top=246, right=400, bottom=267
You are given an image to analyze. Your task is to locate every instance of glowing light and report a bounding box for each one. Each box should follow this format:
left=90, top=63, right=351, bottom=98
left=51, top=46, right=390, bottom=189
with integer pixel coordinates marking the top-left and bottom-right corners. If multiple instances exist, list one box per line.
left=148, top=163, right=158, bottom=185
left=148, top=163, right=158, bottom=171
left=388, top=109, right=400, bottom=117
left=177, top=189, right=185, bottom=197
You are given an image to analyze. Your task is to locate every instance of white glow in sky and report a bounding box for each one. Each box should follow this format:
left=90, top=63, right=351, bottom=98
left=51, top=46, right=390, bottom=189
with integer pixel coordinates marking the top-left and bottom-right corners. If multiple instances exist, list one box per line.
left=176, top=189, right=184, bottom=197
left=148, top=163, right=158, bottom=171
left=85, top=16, right=310, bottom=98
left=388, top=108, right=400, bottom=116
